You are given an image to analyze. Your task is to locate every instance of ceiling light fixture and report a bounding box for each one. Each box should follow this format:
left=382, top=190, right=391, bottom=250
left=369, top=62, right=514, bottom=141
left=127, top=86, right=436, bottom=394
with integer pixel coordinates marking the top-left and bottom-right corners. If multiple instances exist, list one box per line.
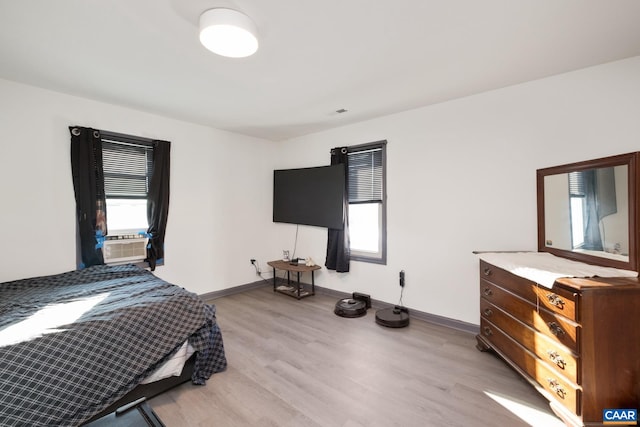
left=199, top=8, right=259, bottom=58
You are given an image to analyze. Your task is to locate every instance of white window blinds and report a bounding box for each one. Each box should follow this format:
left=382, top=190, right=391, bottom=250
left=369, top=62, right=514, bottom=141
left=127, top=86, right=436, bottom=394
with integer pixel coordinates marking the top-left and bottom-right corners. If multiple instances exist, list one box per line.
left=348, top=147, right=383, bottom=204
left=568, top=171, right=585, bottom=197
left=102, top=139, right=153, bottom=199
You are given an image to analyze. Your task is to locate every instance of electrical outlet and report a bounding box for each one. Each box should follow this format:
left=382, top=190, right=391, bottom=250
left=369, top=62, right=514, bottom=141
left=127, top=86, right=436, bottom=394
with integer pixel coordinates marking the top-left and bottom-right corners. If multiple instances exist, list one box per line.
left=250, top=259, right=261, bottom=275
left=399, top=270, right=405, bottom=287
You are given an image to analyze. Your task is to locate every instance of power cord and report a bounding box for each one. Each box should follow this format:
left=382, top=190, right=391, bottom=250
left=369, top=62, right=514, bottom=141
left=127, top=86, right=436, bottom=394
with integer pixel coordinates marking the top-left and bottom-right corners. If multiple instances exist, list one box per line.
left=250, top=259, right=271, bottom=284
left=291, top=224, right=299, bottom=260
left=398, top=270, right=406, bottom=307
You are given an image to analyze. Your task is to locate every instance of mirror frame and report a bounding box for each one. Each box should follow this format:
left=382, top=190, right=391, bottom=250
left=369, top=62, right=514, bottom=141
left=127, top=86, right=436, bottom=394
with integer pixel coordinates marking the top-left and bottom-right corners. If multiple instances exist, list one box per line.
left=537, top=152, right=640, bottom=272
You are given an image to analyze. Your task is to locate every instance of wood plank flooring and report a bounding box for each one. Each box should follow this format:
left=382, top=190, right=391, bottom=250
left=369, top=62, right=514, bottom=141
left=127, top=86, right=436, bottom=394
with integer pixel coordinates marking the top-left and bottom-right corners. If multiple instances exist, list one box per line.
left=150, top=286, right=564, bottom=426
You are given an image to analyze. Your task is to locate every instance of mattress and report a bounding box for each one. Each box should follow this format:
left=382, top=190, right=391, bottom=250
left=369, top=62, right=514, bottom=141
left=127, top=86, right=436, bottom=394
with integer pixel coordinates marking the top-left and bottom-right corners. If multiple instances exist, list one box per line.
left=141, top=340, right=195, bottom=384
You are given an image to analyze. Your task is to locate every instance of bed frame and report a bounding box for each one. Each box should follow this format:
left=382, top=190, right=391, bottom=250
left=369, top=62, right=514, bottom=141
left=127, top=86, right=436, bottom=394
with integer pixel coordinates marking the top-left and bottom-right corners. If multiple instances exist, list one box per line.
left=83, top=354, right=196, bottom=423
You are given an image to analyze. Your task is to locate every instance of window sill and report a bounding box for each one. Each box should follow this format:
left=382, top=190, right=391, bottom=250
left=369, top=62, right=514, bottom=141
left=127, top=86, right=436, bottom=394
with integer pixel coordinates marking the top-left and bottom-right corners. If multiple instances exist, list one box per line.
left=106, top=259, right=164, bottom=269
left=350, top=254, right=386, bottom=265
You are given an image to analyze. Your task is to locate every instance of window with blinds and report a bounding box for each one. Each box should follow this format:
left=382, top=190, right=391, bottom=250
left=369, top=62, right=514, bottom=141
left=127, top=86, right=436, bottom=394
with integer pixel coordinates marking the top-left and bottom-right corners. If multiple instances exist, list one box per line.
left=102, top=139, right=153, bottom=199
left=101, top=132, right=154, bottom=235
left=348, top=147, right=383, bottom=204
left=568, top=171, right=585, bottom=197
left=347, top=141, right=387, bottom=264
left=568, top=171, right=586, bottom=248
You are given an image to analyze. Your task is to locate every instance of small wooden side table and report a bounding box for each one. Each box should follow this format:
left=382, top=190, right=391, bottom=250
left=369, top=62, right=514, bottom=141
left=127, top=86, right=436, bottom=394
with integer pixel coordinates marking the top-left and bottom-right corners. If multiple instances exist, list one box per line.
left=267, top=260, right=321, bottom=299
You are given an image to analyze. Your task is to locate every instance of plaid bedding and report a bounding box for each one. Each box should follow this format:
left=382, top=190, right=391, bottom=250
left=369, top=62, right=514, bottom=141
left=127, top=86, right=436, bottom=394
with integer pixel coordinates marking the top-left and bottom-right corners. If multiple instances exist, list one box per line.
left=0, top=264, right=227, bottom=426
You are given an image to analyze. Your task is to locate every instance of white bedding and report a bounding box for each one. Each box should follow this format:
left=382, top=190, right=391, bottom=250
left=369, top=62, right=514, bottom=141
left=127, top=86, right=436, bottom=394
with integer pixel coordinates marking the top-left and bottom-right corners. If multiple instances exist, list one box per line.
left=477, top=251, right=637, bottom=288
left=141, top=340, right=195, bottom=384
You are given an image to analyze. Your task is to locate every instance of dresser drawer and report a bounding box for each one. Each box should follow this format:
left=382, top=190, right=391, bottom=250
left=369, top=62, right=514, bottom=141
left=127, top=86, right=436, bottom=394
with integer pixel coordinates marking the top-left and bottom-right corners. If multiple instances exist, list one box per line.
left=480, top=319, right=581, bottom=415
left=480, top=299, right=579, bottom=384
left=480, top=260, right=578, bottom=321
left=480, top=280, right=580, bottom=353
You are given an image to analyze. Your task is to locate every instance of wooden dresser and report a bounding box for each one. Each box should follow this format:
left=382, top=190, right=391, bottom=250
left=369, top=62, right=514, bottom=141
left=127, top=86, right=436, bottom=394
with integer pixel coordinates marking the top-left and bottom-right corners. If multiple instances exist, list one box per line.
left=476, top=259, right=640, bottom=427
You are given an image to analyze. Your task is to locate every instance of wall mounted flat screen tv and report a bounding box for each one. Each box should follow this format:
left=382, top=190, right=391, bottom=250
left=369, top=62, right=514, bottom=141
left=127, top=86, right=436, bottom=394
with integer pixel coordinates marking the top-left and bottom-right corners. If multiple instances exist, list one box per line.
left=273, top=165, right=345, bottom=229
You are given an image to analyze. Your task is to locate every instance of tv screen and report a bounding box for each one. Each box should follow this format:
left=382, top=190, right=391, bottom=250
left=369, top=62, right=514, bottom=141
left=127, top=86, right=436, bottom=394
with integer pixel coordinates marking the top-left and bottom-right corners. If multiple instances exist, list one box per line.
left=273, top=165, right=345, bottom=229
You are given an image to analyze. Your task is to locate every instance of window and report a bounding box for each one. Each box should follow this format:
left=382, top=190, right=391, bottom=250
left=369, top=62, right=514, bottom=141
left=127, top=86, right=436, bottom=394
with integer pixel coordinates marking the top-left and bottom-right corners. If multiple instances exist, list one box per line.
left=101, top=132, right=154, bottom=236
left=99, top=132, right=156, bottom=266
left=568, top=171, right=585, bottom=249
left=70, top=126, right=170, bottom=270
left=567, top=167, right=618, bottom=252
left=347, top=141, right=386, bottom=264
left=105, top=199, right=148, bottom=232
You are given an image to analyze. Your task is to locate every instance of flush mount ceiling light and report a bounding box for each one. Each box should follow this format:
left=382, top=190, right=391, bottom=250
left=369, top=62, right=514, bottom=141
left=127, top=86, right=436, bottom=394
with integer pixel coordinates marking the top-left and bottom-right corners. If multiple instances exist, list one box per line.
left=199, top=8, right=259, bottom=58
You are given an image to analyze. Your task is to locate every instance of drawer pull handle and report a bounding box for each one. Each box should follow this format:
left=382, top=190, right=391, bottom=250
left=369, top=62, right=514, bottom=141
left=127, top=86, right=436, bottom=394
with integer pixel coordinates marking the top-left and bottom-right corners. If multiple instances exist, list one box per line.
left=483, top=288, right=493, bottom=297
left=483, top=326, right=493, bottom=336
left=546, top=293, right=565, bottom=308
left=547, top=322, right=565, bottom=336
left=483, top=308, right=493, bottom=317
left=483, top=268, right=492, bottom=276
left=547, top=378, right=566, bottom=399
left=547, top=350, right=566, bottom=369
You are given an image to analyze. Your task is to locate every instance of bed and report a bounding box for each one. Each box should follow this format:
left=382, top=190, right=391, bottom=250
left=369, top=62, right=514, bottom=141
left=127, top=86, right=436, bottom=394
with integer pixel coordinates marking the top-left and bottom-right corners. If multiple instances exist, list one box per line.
left=0, top=264, right=227, bottom=426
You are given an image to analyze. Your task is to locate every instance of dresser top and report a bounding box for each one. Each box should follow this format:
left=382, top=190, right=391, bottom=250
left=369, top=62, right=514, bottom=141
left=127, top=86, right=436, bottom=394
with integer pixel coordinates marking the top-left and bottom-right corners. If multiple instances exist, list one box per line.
left=476, top=251, right=638, bottom=289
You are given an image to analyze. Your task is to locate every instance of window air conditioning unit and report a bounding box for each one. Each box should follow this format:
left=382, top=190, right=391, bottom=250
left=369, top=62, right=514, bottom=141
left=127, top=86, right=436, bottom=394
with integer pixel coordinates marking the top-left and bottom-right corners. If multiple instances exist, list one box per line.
left=103, top=236, right=148, bottom=264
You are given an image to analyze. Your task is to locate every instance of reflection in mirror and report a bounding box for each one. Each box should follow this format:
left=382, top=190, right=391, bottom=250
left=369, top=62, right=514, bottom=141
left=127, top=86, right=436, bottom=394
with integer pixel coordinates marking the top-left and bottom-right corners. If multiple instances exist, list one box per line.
left=544, top=166, right=628, bottom=262
left=537, top=152, right=638, bottom=272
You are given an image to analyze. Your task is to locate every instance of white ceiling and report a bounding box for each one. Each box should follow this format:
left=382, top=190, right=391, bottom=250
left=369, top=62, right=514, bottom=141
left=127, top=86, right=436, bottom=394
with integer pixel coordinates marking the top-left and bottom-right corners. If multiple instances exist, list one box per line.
left=1, top=1, right=640, bottom=141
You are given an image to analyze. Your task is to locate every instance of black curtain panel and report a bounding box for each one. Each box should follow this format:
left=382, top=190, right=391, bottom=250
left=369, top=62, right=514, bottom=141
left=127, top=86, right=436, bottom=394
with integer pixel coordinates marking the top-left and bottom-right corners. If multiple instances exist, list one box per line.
left=582, top=169, right=604, bottom=251
left=70, top=126, right=107, bottom=268
left=325, top=147, right=350, bottom=272
left=146, top=140, right=171, bottom=271
left=596, top=167, right=617, bottom=220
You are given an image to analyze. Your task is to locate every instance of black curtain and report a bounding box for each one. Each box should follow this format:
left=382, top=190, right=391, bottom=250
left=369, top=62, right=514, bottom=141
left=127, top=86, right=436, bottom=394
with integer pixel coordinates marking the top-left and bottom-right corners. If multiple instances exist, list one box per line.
left=146, top=140, right=171, bottom=271
left=70, top=126, right=107, bottom=268
left=582, top=169, right=604, bottom=251
left=325, top=147, right=350, bottom=272
left=596, top=167, right=617, bottom=220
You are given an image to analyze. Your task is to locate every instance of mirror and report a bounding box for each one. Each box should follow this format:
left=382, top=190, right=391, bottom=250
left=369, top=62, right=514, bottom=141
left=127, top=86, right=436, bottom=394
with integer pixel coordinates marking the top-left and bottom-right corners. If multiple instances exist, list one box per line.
left=537, top=152, right=639, bottom=272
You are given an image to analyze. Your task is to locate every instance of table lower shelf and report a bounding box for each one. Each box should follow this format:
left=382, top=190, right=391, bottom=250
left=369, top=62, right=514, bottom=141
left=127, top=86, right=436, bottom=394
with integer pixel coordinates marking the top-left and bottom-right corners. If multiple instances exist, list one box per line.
left=275, top=284, right=314, bottom=299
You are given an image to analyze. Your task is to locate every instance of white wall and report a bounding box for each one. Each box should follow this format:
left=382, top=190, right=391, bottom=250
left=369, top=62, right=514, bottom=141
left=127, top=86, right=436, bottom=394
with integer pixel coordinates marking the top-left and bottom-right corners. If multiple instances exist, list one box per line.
left=274, top=56, right=640, bottom=325
left=0, top=78, right=275, bottom=295
left=2, top=56, right=639, bottom=325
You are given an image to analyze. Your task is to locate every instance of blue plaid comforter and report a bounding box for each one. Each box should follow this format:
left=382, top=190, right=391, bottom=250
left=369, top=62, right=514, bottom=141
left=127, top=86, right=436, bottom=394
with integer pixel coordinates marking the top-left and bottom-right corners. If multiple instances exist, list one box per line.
left=0, top=264, right=227, bottom=426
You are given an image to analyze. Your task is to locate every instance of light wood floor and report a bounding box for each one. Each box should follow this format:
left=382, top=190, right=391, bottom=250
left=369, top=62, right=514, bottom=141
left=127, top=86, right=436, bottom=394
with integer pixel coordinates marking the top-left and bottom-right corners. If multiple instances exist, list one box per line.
left=150, top=286, right=565, bottom=427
